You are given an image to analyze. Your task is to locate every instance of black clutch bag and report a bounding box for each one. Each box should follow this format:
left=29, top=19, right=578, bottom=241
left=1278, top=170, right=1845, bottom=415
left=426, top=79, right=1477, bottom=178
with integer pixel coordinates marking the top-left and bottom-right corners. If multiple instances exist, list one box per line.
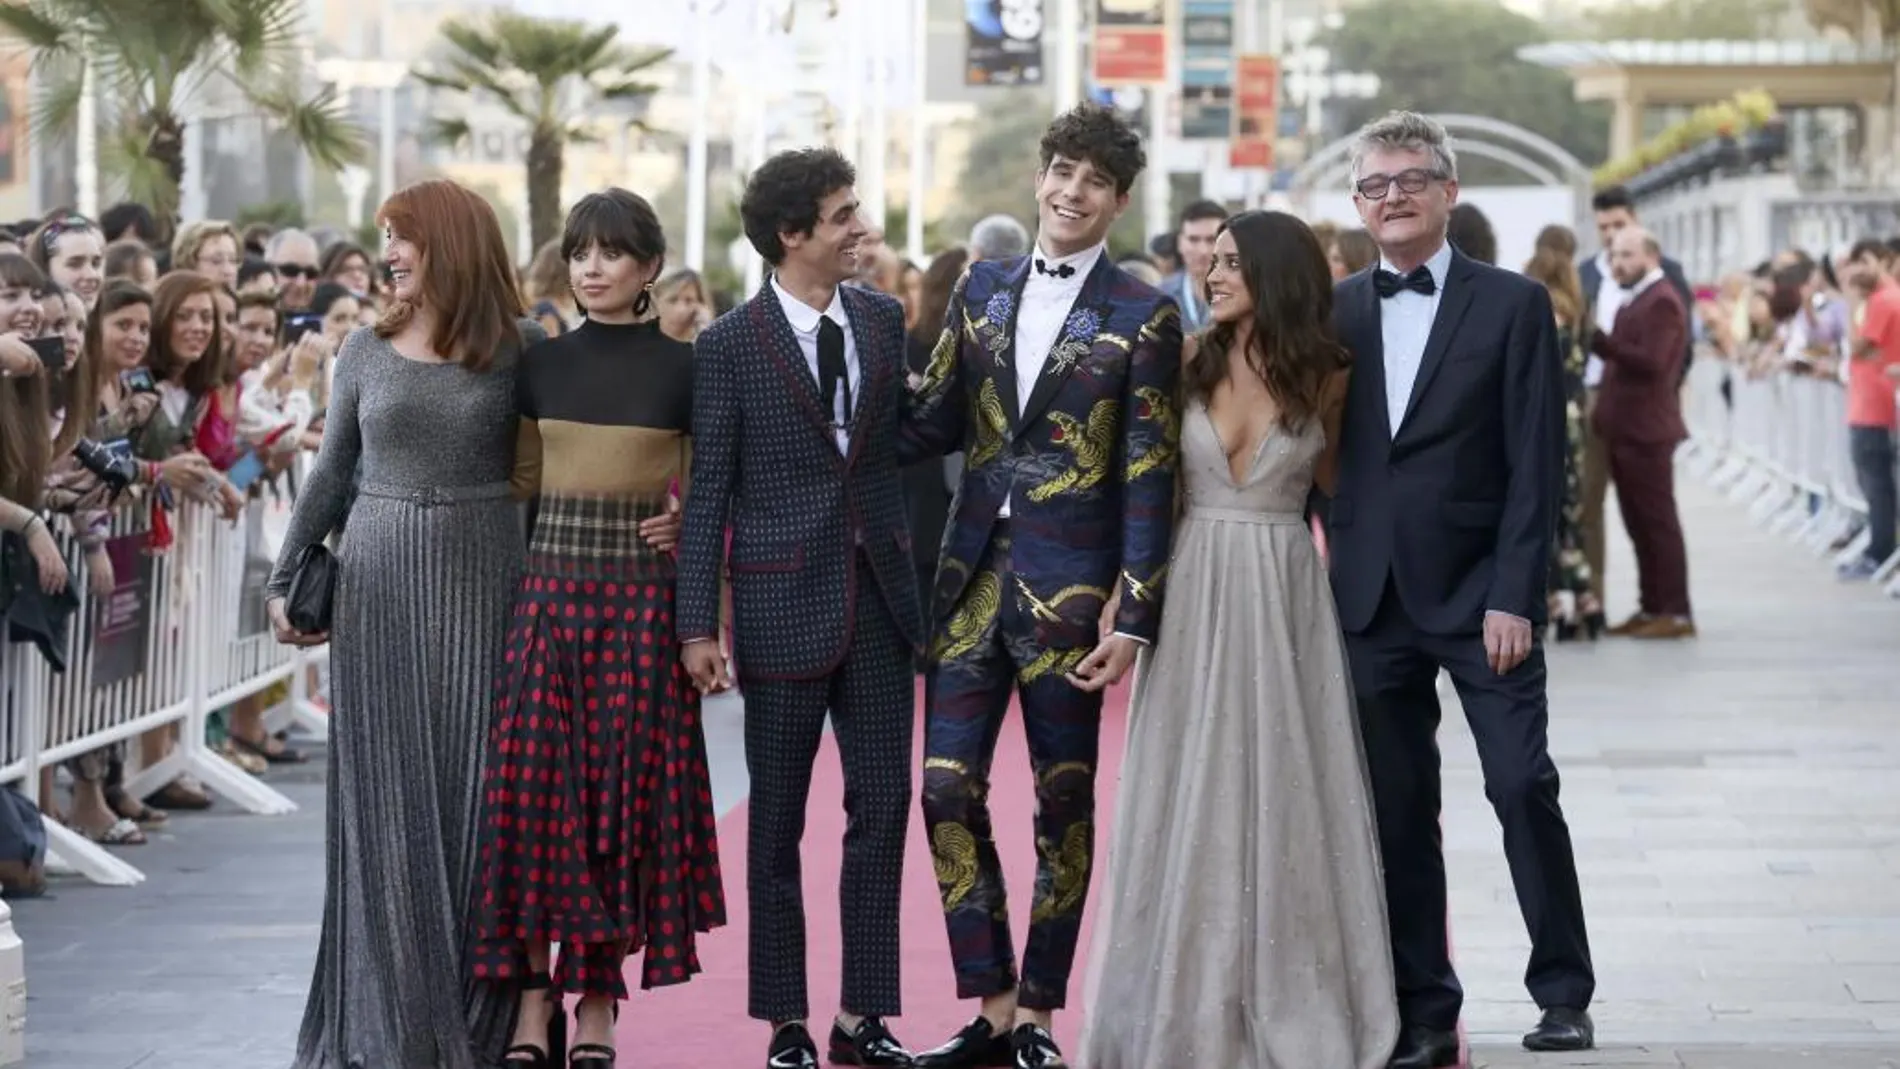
left=284, top=543, right=337, bottom=635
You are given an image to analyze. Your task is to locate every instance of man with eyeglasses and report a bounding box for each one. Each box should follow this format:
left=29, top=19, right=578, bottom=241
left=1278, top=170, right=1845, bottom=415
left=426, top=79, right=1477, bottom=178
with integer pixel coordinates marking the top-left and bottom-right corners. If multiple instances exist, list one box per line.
left=264, top=228, right=323, bottom=312
left=1326, top=111, right=1595, bottom=1069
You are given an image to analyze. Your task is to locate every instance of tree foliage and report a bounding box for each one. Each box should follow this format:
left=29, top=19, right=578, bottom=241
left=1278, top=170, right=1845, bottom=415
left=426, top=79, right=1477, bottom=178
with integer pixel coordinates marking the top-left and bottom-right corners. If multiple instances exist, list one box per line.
left=1563, top=0, right=1791, bottom=39
left=414, top=11, right=670, bottom=252
left=1321, top=0, right=1611, bottom=182
left=0, top=0, right=363, bottom=232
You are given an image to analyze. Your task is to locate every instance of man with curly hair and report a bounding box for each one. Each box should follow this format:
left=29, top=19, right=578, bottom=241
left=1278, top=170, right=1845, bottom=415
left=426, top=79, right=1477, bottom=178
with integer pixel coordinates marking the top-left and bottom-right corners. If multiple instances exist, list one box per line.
left=677, top=146, right=925, bottom=1069
left=901, top=103, right=1183, bottom=1069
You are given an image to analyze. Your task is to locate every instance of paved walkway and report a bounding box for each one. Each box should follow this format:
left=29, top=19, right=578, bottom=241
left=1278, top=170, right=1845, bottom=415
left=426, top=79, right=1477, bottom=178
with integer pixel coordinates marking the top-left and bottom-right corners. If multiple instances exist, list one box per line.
left=11, top=474, right=1900, bottom=1068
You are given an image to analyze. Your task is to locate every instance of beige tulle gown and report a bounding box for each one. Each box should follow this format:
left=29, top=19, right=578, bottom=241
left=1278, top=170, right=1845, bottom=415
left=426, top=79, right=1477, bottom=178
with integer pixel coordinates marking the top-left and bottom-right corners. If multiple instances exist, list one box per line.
left=1079, top=398, right=1399, bottom=1069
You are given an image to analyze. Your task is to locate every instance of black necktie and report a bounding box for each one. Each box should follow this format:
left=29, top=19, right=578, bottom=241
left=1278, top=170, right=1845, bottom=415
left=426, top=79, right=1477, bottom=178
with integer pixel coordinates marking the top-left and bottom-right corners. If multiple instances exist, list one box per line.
left=1374, top=266, right=1436, bottom=299
left=817, top=317, right=851, bottom=425
left=1035, top=257, right=1076, bottom=279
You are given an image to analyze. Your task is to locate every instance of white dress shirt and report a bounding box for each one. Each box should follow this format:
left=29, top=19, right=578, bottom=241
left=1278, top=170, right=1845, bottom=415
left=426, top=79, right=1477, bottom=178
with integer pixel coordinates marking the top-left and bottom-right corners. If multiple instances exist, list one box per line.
left=999, top=239, right=1104, bottom=518
left=1377, top=241, right=1454, bottom=437
left=1585, top=250, right=1625, bottom=389
left=772, top=275, right=859, bottom=454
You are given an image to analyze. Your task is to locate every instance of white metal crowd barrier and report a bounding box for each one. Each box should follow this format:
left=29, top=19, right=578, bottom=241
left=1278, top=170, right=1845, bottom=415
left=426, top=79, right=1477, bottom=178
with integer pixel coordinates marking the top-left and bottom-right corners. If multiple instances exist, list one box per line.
left=0, top=495, right=330, bottom=887
left=1681, top=356, right=1900, bottom=595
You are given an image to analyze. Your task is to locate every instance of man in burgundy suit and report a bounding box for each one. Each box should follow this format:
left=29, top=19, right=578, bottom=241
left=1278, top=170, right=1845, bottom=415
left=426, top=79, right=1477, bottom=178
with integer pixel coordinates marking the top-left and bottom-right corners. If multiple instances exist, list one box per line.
left=1589, top=227, right=1695, bottom=638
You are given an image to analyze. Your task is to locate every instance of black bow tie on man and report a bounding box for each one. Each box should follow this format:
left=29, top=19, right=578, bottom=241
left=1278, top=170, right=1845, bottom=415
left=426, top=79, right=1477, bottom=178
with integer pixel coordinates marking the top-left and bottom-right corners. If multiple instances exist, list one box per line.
left=1374, top=265, right=1436, bottom=298
left=1035, top=258, right=1076, bottom=280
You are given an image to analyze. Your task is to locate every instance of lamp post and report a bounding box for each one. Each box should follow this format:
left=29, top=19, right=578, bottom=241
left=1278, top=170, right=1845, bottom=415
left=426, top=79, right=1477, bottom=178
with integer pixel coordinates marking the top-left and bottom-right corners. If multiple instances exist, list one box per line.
left=76, top=54, right=98, bottom=217
left=1052, top=0, right=1081, bottom=115
left=685, top=0, right=719, bottom=271
left=315, top=57, right=408, bottom=210
left=905, top=0, right=928, bottom=260
left=862, top=0, right=888, bottom=230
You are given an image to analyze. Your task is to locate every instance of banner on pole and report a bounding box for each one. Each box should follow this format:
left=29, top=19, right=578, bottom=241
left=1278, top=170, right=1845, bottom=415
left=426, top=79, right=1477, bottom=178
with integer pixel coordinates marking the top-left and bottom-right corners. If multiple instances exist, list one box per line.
left=1092, top=0, right=1167, bottom=86
left=965, top=0, right=1045, bottom=87
left=1230, top=54, right=1279, bottom=169
left=1179, top=0, right=1235, bottom=140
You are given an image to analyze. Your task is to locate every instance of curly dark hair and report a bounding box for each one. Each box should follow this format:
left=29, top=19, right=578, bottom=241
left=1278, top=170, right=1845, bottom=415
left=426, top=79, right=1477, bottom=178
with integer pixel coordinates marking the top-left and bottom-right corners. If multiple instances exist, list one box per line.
left=741, top=147, right=857, bottom=266
left=1182, top=211, right=1350, bottom=432
left=1038, top=102, right=1146, bottom=195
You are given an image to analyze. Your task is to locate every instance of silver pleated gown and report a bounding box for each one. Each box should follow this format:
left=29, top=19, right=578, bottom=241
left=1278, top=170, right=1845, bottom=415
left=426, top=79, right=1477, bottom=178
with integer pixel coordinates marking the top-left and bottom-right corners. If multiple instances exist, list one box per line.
left=268, top=329, right=525, bottom=1069
left=1079, top=402, right=1399, bottom=1069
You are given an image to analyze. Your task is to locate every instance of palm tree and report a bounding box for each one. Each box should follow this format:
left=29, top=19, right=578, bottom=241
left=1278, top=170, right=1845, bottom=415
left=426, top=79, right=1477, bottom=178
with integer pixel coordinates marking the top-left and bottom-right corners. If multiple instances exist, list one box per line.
left=413, top=12, right=671, bottom=252
left=0, top=0, right=363, bottom=229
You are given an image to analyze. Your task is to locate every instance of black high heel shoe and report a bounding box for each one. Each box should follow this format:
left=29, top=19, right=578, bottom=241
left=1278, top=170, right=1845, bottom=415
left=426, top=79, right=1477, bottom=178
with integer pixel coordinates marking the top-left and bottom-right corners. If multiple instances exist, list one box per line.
left=567, top=999, right=618, bottom=1067
left=505, top=973, right=566, bottom=1068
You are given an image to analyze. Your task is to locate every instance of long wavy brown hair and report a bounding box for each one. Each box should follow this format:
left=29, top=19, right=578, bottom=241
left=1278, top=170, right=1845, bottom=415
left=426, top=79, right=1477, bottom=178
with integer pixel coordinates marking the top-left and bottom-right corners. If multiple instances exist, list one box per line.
left=1524, top=224, right=1584, bottom=327
left=1183, top=210, right=1349, bottom=430
left=376, top=179, right=524, bottom=370
left=147, top=270, right=227, bottom=396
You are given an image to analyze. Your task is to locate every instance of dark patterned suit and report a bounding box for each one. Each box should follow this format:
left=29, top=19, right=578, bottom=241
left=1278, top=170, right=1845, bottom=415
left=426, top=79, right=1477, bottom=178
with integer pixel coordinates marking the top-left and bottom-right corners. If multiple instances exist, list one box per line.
left=677, top=280, right=924, bottom=1024
left=900, top=253, right=1181, bottom=1010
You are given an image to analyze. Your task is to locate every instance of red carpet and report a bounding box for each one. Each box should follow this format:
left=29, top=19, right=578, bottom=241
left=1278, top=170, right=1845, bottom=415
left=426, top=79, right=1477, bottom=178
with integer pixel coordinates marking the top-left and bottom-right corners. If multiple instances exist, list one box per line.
left=613, top=680, right=1131, bottom=1066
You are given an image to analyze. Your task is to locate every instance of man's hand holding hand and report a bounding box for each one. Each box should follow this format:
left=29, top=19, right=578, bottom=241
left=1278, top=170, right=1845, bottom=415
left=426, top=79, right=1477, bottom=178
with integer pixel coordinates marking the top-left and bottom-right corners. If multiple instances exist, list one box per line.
left=641, top=496, right=682, bottom=552
left=1068, top=633, right=1138, bottom=693
left=681, top=638, right=731, bottom=694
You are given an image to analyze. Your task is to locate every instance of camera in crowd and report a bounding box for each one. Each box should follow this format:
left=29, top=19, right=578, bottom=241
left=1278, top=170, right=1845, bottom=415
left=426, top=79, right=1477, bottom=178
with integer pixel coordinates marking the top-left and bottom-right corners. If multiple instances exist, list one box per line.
left=71, top=437, right=138, bottom=495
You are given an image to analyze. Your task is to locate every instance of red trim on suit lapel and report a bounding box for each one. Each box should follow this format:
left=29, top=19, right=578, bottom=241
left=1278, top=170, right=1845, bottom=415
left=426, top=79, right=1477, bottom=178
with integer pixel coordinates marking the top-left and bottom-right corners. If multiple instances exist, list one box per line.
left=749, top=289, right=846, bottom=470
left=1016, top=255, right=1118, bottom=435
left=841, top=287, right=888, bottom=472
left=1397, top=251, right=1477, bottom=437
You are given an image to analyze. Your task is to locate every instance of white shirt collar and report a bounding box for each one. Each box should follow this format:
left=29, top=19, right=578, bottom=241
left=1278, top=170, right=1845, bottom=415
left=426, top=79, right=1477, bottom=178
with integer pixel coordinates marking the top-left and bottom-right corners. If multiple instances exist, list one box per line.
left=1028, top=239, right=1104, bottom=285
left=1625, top=266, right=1665, bottom=297
left=1377, top=241, right=1454, bottom=292
left=771, top=274, right=847, bottom=335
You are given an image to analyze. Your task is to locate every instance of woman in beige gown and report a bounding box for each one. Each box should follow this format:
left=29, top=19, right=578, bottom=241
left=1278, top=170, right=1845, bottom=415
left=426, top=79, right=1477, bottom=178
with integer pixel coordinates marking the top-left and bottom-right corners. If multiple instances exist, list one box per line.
left=1080, top=211, right=1399, bottom=1069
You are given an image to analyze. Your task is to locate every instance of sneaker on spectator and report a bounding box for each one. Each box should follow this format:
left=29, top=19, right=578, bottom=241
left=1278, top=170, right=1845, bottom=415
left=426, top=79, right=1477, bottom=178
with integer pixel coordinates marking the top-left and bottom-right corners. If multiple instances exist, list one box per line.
left=1837, top=556, right=1880, bottom=581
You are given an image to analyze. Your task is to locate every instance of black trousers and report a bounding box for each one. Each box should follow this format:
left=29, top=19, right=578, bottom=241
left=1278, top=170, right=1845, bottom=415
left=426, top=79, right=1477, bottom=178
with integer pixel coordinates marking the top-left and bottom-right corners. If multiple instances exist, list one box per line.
left=1345, top=579, right=1595, bottom=1031
left=739, top=556, right=914, bottom=1023
left=1850, top=425, right=1897, bottom=565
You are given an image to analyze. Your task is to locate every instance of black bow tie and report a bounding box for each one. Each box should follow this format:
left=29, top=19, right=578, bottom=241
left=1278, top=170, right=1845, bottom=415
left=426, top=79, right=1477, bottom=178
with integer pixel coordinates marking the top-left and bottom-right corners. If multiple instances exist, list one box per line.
left=1374, top=265, right=1436, bottom=299
left=1034, top=257, right=1076, bottom=279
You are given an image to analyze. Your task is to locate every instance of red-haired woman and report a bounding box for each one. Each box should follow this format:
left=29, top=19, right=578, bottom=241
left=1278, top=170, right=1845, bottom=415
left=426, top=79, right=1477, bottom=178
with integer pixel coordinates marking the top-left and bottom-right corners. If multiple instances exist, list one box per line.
left=265, top=178, right=544, bottom=1069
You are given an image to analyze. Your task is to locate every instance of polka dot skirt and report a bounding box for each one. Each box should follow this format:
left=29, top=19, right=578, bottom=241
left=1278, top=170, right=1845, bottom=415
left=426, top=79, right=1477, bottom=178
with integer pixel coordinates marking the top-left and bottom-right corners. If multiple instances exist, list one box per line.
left=472, top=570, right=727, bottom=999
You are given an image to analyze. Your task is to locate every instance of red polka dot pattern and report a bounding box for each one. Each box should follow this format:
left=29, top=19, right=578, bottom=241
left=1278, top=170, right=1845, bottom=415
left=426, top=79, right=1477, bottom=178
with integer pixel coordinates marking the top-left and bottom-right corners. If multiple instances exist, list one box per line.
left=473, top=568, right=727, bottom=999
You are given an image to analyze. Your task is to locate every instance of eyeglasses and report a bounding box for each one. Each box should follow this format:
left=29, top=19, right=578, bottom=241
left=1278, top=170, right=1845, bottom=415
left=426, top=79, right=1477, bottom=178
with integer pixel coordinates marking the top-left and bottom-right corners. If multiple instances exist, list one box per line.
left=1353, top=168, right=1446, bottom=201
left=274, top=263, right=319, bottom=279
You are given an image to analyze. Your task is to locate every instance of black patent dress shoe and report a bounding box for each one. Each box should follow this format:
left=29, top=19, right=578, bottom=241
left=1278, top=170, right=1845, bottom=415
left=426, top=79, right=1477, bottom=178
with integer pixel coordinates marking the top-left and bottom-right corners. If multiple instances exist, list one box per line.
left=1387, top=1025, right=1459, bottom=1069
left=1523, top=1007, right=1594, bottom=1052
left=912, top=1017, right=1013, bottom=1068
left=828, top=1016, right=913, bottom=1066
left=1009, top=1024, right=1066, bottom=1069
left=768, top=1023, right=821, bottom=1069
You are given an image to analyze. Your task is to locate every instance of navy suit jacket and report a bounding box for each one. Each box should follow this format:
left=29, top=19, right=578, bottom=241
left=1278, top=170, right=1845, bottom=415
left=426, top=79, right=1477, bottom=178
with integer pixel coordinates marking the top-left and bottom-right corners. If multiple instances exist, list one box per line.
left=676, top=281, right=924, bottom=680
left=1328, top=248, right=1565, bottom=636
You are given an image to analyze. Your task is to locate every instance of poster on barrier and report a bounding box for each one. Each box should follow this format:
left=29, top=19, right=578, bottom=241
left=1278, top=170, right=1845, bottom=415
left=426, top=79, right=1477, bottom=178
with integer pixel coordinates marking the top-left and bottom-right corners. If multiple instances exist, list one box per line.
left=91, top=532, right=153, bottom=688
